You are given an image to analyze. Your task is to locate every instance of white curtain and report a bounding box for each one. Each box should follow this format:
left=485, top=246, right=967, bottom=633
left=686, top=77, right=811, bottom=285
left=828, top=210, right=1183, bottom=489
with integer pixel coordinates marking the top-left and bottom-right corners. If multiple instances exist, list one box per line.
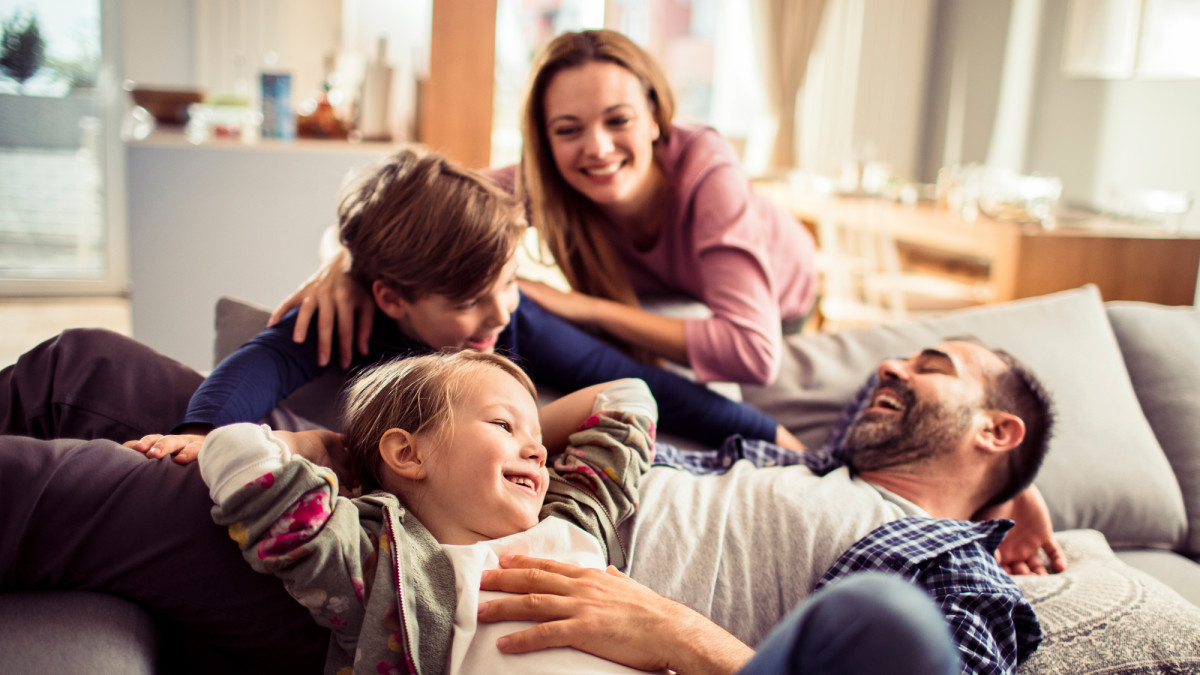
left=750, top=0, right=828, bottom=170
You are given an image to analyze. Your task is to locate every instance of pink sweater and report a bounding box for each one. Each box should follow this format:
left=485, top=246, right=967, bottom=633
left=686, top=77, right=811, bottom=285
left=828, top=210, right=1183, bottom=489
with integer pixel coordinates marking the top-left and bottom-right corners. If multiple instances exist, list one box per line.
left=489, top=124, right=818, bottom=385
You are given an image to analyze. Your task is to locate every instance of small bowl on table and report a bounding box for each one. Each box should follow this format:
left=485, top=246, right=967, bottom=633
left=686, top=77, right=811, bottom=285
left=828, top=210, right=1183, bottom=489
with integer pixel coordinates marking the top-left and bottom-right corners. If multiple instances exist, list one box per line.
left=128, top=86, right=205, bottom=126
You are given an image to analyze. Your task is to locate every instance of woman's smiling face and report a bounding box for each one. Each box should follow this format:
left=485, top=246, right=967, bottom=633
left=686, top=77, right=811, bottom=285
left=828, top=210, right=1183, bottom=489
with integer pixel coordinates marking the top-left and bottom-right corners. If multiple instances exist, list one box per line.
left=541, top=60, right=661, bottom=212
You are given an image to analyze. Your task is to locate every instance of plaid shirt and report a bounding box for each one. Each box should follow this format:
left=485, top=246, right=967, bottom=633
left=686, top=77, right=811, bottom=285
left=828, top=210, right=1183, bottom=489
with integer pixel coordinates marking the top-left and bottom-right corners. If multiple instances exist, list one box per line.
left=817, top=517, right=1042, bottom=675
left=654, top=372, right=1042, bottom=673
left=651, top=372, right=877, bottom=474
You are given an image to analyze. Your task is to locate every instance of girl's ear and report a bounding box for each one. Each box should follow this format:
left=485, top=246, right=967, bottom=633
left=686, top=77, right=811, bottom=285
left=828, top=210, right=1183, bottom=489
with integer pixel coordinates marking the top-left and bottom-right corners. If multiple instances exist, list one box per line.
left=379, top=428, right=425, bottom=480
left=373, top=281, right=408, bottom=321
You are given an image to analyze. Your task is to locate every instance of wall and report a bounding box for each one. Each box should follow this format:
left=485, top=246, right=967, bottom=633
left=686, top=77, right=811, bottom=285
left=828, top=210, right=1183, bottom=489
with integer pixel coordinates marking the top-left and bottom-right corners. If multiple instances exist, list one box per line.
left=918, top=0, right=1012, bottom=182
left=1026, top=0, right=1200, bottom=231
left=127, top=138, right=389, bottom=370
left=122, top=0, right=194, bottom=87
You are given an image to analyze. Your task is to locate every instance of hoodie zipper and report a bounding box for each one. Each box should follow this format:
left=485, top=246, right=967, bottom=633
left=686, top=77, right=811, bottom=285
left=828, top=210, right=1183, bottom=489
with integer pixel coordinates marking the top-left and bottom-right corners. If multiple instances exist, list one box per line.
left=385, top=508, right=420, bottom=675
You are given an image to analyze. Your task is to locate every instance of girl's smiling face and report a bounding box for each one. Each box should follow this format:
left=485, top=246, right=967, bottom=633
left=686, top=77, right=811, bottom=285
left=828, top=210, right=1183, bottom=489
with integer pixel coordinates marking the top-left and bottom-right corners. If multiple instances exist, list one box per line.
left=542, top=61, right=662, bottom=215
left=415, top=366, right=549, bottom=544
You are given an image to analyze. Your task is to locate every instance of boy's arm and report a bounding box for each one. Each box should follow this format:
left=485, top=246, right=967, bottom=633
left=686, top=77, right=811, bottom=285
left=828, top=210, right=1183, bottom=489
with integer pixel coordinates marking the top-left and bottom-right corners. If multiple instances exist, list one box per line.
left=515, top=294, right=779, bottom=447
left=176, top=311, right=330, bottom=432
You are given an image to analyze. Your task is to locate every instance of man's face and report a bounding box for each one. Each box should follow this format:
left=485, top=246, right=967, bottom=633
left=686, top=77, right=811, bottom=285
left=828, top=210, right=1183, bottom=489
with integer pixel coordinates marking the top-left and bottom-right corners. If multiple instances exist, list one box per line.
left=844, top=341, right=1001, bottom=472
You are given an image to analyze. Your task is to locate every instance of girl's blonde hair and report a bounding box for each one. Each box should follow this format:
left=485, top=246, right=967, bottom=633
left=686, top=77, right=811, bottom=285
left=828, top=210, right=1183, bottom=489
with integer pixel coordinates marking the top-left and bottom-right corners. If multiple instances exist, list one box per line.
left=519, top=29, right=676, bottom=315
left=340, top=145, right=527, bottom=303
left=340, top=351, right=537, bottom=493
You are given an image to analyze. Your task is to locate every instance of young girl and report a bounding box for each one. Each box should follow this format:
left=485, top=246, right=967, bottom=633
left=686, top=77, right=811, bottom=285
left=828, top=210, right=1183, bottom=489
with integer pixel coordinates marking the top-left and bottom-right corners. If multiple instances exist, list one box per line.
left=198, top=351, right=658, bottom=674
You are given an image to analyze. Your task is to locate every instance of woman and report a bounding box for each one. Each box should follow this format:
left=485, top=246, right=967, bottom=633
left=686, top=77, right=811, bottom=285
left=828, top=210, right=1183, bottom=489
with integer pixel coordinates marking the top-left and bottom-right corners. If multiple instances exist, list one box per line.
left=278, top=29, right=818, bottom=387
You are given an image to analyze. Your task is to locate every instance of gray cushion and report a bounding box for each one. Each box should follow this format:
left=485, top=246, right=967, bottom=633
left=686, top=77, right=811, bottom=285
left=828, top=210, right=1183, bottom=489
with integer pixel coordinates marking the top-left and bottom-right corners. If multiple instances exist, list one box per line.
left=0, top=591, right=158, bottom=674
left=214, top=296, right=346, bottom=431
left=1107, top=301, right=1200, bottom=556
left=742, top=285, right=1188, bottom=549
left=1116, top=549, right=1200, bottom=607
left=1015, top=530, right=1200, bottom=674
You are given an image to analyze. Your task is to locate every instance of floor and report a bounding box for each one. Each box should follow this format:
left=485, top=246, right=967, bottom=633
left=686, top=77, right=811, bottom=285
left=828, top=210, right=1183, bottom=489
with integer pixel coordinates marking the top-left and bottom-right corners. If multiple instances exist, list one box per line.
left=0, top=296, right=131, bottom=369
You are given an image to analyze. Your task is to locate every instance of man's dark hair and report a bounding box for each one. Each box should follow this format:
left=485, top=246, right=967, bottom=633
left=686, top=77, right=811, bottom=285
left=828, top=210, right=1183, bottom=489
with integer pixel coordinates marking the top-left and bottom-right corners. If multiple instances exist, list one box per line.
left=980, top=348, right=1055, bottom=509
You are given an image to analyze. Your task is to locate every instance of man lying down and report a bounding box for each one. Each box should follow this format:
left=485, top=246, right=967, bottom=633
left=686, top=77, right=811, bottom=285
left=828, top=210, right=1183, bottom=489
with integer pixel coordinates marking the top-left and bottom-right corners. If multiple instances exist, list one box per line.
left=478, top=339, right=1061, bottom=674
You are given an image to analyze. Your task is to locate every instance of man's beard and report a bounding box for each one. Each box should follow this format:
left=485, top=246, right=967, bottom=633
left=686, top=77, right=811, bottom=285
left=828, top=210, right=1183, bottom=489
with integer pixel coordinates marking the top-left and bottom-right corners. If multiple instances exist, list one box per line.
left=843, top=381, right=974, bottom=472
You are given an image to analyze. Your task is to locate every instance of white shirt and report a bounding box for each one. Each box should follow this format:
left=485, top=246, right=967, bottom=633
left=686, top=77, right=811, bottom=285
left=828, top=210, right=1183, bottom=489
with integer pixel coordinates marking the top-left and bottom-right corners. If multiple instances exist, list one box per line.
left=441, top=517, right=654, bottom=675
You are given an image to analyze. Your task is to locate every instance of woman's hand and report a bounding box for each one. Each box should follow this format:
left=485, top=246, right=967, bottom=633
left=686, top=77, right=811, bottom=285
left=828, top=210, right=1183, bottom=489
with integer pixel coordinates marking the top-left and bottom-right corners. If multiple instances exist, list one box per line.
left=980, top=485, right=1067, bottom=575
left=774, top=425, right=806, bottom=452
left=125, top=432, right=208, bottom=464
left=520, top=279, right=690, bottom=366
left=518, top=279, right=598, bottom=325
left=478, top=555, right=752, bottom=674
left=268, top=249, right=374, bottom=369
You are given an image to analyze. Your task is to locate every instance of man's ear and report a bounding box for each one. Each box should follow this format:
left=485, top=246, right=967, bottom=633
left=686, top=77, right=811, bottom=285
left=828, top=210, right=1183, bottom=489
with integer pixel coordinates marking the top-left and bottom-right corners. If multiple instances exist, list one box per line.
left=373, top=281, right=408, bottom=321
left=379, top=428, right=425, bottom=480
left=977, top=411, right=1025, bottom=455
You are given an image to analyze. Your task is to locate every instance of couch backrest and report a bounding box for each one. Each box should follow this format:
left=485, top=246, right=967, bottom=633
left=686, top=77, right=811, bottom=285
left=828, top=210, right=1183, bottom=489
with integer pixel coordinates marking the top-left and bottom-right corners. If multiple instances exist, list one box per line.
left=1107, top=301, right=1200, bottom=555
left=742, top=285, right=1190, bottom=553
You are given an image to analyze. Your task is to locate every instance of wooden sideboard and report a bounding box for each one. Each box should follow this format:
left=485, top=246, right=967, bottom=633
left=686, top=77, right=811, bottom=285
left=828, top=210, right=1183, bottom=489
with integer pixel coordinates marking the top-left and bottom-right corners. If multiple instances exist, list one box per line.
left=770, top=187, right=1200, bottom=307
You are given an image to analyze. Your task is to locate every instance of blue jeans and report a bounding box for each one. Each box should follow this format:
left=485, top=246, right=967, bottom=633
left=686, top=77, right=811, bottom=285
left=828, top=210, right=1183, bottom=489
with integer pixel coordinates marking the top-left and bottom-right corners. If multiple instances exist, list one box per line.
left=739, top=572, right=961, bottom=675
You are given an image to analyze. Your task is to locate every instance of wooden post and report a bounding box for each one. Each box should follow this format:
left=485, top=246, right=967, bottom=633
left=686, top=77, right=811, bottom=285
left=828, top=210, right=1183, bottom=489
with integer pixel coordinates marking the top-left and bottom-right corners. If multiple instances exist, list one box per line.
left=417, top=0, right=496, bottom=169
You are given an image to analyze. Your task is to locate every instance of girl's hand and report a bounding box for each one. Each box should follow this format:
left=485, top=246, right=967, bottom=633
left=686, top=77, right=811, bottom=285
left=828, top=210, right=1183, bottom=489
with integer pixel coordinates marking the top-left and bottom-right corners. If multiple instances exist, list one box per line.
left=125, top=433, right=208, bottom=464
left=519, top=279, right=597, bottom=325
left=981, top=485, right=1067, bottom=575
left=269, top=249, right=375, bottom=369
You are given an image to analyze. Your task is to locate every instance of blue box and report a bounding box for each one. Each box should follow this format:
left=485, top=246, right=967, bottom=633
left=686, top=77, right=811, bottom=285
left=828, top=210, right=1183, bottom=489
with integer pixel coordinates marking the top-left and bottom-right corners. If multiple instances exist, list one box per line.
left=260, top=73, right=295, bottom=140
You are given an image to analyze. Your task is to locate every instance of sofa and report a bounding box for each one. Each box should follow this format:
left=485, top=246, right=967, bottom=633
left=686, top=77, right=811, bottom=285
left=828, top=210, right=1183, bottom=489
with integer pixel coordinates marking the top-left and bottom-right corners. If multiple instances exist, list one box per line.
left=3, top=284, right=1199, bottom=673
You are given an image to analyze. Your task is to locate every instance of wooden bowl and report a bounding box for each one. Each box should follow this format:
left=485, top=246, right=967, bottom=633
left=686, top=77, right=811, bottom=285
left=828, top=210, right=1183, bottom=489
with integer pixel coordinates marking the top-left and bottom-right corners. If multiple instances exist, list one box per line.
left=129, top=88, right=205, bottom=125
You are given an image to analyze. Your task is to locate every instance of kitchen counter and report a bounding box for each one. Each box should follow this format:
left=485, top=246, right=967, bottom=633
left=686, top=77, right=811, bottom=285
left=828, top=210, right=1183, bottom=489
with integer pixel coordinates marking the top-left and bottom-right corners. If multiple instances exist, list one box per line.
left=126, top=131, right=394, bottom=370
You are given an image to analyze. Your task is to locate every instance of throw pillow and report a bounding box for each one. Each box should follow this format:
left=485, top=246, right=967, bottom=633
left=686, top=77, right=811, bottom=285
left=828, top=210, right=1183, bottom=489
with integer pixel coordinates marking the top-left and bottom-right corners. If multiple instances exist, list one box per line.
left=1015, top=529, right=1200, bottom=674
left=1106, top=301, right=1200, bottom=557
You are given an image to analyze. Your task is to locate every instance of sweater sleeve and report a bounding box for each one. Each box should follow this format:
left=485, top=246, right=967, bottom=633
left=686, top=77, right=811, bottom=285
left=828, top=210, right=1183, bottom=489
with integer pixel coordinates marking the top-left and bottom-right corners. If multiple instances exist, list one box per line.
left=513, top=293, right=778, bottom=447
left=175, top=309, right=328, bottom=431
left=682, top=164, right=787, bottom=385
left=202, top=424, right=380, bottom=641
left=541, top=379, right=657, bottom=568
left=198, top=423, right=292, bottom=503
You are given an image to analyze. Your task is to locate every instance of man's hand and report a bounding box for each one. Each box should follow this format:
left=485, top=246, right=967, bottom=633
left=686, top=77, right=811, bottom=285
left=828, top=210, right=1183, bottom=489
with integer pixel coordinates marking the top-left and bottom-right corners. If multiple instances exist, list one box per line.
left=478, top=555, right=752, bottom=675
left=125, top=433, right=208, bottom=464
left=981, top=485, right=1068, bottom=575
left=268, top=248, right=375, bottom=369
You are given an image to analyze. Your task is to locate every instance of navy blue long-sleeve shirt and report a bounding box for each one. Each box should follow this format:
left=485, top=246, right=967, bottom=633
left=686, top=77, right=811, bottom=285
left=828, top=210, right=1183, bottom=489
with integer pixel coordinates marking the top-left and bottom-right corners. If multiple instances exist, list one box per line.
left=179, top=292, right=779, bottom=447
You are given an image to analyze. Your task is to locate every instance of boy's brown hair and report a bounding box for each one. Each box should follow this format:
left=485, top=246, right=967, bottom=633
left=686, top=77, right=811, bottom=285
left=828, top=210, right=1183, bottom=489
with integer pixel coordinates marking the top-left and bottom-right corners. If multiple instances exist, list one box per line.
left=341, top=350, right=538, bottom=493
left=339, top=145, right=527, bottom=302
